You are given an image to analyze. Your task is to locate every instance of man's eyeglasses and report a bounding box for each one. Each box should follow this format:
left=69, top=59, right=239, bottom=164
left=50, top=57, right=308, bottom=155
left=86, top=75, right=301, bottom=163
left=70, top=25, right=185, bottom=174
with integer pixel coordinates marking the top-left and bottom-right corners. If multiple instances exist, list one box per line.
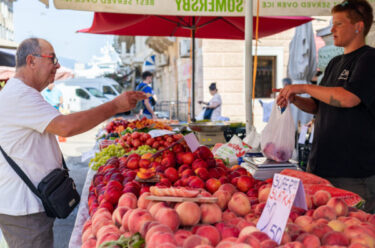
left=340, top=0, right=365, bottom=20
left=32, top=54, right=59, bottom=65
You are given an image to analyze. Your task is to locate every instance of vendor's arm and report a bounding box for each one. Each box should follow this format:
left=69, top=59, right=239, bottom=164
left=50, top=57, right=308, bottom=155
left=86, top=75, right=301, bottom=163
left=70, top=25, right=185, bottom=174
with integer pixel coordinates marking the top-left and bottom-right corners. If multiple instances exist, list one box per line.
left=277, top=84, right=360, bottom=109
left=45, top=91, right=146, bottom=137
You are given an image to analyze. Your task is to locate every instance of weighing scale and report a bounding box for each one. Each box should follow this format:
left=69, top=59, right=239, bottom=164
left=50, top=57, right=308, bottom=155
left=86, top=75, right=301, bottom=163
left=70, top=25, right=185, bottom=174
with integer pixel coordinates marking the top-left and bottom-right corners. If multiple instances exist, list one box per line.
left=241, top=156, right=299, bottom=180
left=188, top=122, right=228, bottom=146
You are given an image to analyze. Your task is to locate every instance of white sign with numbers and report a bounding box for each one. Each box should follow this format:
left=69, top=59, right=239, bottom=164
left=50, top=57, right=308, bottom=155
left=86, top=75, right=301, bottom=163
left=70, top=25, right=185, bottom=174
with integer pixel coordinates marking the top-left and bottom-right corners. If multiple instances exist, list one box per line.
left=256, top=173, right=307, bottom=244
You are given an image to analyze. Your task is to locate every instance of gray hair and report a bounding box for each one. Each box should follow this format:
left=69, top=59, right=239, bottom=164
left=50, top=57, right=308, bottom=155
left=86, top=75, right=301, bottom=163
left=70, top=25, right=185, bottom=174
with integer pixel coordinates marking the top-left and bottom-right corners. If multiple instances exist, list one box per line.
left=16, top=38, right=41, bottom=68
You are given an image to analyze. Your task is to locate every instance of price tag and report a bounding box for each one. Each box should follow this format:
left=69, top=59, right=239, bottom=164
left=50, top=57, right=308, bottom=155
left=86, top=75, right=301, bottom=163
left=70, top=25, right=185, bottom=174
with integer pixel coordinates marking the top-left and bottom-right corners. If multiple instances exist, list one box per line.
left=256, top=173, right=307, bottom=244
left=184, top=133, right=200, bottom=152
left=148, top=129, right=176, bottom=138
left=298, top=125, right=308, bottom=144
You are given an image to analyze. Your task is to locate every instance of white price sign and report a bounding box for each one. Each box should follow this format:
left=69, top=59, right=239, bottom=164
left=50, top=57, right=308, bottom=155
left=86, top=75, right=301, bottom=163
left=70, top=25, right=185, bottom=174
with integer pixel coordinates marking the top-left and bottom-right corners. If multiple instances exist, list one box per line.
left=256, top=173, right=307, bottom=244
left=184, top=133, right=200, bottom=152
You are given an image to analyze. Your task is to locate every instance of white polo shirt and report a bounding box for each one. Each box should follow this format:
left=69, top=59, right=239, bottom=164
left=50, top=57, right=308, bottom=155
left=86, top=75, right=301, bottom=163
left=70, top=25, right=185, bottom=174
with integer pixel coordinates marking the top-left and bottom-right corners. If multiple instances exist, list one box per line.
left=0, top=78, right=61, bottom=215
left=209, top=93, right=222, bottom=121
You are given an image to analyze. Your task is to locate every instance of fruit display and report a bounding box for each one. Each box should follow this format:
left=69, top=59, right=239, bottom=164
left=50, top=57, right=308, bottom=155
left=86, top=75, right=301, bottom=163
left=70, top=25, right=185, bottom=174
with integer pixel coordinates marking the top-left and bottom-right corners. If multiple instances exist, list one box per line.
left=79, top=121, right=374, bottom=248
left=105, top=117, right=172, bottom=134
left=89, top=144, right=126, bottom=170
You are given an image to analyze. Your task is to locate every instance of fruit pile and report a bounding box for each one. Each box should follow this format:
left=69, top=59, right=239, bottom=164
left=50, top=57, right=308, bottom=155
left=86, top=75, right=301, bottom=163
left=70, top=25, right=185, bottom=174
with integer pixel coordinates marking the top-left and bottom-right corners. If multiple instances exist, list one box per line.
left=118, top=132, right=184, bottom=153
left=82, top=125, right=373, bottom=247
left=89, top=144, right=126, bottom=170
left=105, top=118, right=172, bottom=135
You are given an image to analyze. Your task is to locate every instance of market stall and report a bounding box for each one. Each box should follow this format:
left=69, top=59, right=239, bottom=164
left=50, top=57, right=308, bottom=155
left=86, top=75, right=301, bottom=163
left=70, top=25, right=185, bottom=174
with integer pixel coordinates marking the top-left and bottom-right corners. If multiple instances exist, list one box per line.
left=71, top=117, right=370, bottom=248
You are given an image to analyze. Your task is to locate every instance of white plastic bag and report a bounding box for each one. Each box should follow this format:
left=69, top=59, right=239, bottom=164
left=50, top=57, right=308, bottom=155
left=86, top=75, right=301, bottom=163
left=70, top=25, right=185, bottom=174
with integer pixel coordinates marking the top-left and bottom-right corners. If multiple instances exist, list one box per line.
left=243, top=126, right=261, bottom=153
left=261, top=104, right=295, bottom=162
left=213, top=135, right=252, bottom=165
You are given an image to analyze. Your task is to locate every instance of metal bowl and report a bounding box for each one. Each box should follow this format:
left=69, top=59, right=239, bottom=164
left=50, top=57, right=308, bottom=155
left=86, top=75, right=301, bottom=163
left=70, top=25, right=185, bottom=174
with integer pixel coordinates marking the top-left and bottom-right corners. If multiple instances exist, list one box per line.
left=188, top=122, right=229, bottom=132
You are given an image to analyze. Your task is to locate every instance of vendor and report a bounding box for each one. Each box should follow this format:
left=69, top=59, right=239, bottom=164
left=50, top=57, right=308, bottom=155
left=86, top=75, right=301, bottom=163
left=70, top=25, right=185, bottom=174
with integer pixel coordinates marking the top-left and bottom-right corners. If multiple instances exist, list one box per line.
left=276, top=0, right=375, bottom=213
left=198, top=82, right=224, bottom=121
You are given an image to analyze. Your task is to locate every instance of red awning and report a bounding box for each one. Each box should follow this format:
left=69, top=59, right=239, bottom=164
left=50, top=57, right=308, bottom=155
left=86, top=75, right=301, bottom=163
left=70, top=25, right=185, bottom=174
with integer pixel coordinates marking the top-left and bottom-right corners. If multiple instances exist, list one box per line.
left=79, top=13, right=313, bottom=40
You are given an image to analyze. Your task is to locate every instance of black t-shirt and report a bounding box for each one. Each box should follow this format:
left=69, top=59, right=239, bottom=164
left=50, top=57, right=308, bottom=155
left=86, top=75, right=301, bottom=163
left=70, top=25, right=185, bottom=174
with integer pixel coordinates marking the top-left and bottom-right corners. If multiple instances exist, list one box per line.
left=309, top=45, right=375, bottom=178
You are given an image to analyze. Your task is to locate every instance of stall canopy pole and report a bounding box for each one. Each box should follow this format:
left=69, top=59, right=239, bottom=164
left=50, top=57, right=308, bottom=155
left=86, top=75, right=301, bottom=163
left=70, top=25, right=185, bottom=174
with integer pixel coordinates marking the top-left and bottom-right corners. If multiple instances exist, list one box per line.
left=191, top=18, right=196, bottom=121
left=245, top=0, right=253, bottom=135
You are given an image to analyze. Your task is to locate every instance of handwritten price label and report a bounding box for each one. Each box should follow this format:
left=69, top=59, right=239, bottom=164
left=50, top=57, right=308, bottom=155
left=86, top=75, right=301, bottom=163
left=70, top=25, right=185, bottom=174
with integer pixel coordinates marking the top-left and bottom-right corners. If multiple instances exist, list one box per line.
left=256, top=173, right=307, bottom=244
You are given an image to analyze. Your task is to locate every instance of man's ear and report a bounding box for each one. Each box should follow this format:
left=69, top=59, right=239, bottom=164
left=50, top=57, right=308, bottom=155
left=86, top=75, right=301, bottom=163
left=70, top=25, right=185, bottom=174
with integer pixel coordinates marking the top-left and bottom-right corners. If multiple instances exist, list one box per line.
left=26, top=54, right=35, bottom=67
left=356, top=21, right=364, bottom=33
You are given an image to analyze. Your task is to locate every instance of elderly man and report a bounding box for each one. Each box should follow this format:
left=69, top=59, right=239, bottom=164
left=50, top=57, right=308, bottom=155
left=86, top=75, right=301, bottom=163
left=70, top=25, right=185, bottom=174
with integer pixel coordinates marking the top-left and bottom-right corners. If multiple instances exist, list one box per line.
left=0, top=38, right=146, bottom=248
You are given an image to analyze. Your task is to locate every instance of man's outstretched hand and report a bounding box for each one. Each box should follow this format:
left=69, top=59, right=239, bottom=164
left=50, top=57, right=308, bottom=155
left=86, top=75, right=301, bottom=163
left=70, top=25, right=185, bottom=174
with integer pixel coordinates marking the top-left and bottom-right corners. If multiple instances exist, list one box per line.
left=112, top=91, right=147, bottom=113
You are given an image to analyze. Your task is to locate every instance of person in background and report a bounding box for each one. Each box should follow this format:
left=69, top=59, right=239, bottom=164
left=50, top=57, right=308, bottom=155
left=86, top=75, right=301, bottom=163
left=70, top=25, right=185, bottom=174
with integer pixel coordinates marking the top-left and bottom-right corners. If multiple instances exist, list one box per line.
left=41, top=82, right=63, bottom=110
left=276, top=0, right=375, bottom=213
left=136, top=71, right=157, bottom=119
left=0, top=38, right=146, bottom=248
left=198, top=82, right=223, bottom=121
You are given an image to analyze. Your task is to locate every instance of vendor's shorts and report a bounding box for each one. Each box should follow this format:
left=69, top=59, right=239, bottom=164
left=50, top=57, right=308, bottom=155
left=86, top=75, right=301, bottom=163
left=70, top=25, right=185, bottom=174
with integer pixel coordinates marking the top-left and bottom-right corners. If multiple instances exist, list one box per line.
left=0, top=212, right=54, bottom=248
left=326, top=174, right=375, bottom=214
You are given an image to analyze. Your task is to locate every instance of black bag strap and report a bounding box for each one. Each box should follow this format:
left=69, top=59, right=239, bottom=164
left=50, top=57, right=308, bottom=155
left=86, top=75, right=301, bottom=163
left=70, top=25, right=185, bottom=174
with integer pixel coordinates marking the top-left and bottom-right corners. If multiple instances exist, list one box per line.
left=0, top=146, right=42, bottom=198
left=0, top=146, right=68, bottom=198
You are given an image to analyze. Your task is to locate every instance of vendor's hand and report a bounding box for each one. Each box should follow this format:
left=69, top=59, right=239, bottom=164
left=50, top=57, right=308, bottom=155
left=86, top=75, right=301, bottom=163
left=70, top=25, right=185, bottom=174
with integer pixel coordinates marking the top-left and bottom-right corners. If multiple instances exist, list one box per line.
left=198, top=100, right=203, bottom=104
left=112, top=91, right=147, bottom=113
left=276, top=85, right=305, bottom=107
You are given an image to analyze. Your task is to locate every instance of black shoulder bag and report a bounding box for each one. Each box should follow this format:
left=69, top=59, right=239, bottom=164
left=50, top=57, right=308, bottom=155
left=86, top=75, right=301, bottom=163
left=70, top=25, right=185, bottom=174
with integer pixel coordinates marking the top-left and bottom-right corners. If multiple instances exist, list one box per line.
left=203, top=104, right=221, bottom=120
left=0, top=146, right=80, bottom=219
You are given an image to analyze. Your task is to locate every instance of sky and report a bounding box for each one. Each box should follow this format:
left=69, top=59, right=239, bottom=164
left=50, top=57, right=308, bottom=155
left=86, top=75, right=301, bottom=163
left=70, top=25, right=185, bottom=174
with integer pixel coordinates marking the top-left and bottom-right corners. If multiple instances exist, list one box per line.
left=13, top=0, right=114, bottom=66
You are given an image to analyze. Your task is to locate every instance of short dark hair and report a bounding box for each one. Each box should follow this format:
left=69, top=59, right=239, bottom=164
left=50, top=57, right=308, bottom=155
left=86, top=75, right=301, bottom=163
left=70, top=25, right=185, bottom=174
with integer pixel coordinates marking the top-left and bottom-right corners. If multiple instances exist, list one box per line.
left=209, top=82, right=217, bottom=91
left=332, top=0, right=373, bottom=36
left=142, top=71, right=153, bottom=80
left=16, top=38, right=41, bottom=68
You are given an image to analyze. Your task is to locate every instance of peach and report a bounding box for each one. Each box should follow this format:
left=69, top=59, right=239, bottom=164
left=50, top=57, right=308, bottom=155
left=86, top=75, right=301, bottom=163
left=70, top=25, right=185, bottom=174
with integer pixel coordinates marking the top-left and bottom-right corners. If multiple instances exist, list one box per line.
left=120, top=208, right=134, bottom=231
left=349, top=243, right=372, bottom=248
left=183, top=234, right=211, bottom=248
left=145, top=224, right=173, bottom=244
left=248, top=231, right=270, bottom=242
left=326, top=197, right=349, bottom=217
left=344, top=225, right=375, bottom=240
left=194, top=245, right=213, bottom=248
left=92, top=208, right=112, bottom=224
left=154, top=207, right=180, bottom=232
left=92, top=218, right=113, bottom=236
left=213, top=190, right=232, bottom=210
left=312, top=190, right=331, bottom=207
left=294, top=215, right=313, bottom=230
left=148, top=232, right=177, bottom=248
left=96, top=224, right=120, bottom=240
left=223, top=210, right=237, bottom=222
left=174, top=229, right=193, bottom=247
left=175, top=201, right=201, bottom=226
left=254, top=202, right=266, bottom=215
left=81, top=238, right=96, bottom=248
left=200, top=203, right=222, bottom=224
left=258, top=186, right=271, bottom=203
left=216, top=241, right=237, bottom=248
left=342, top=216, right=362, bottom=227
left=239, top=226, right=259, bottom=238
left=310, top=223, right=333, bottom=239
left=231, top=244, right=252, bottom=248
left=112, top=206, right=130, bottom=227
left=149, top=201, right=169, bottom=216
left=196, top=225, right=221, bottom=246
left=228, top=192, right=251, bottom=216
left=216, top=222, right=240, bottom=239
left=219, top=183, right=237, bottom=195
left=367, top=214, right=375, bottom=225
left=117, top=192, right=137, bottom=209
left=128, top=209, right=154, bottom=234
left=236, top=175, right=254, bottom=192
left=282, top=241, right=304, bottom=248
left=206, top=178, right=221, bottom=194
left=235, top=218, right=254, bottom=230
left=82, top=219, right=92, bottom=234
left=313, top=205, right=337, bottom=221
left=328, top=219, right=346, bottom=232
left=139, top=220, right=160, bottom=237
left=137, top=192, right=152, bottom=209
left=350, top=234, right=375, bottom=248
left=349, top=210, right=370, bottom=222
left=260, top=239, right=278, bottom=248
left=296, top=233, right=321, bottom=248
left=157, top=243, right=178, bottom=248
left=281, top=232, right=292, bottom=245
left=82, top=229, right=95, bottom=244
left=96, top=233, right=120, bottom=247
left=322, top=231, right=349, bottom=246
left=237, top=235, right=261, bottom=248
left=285, top=223, right=304, bottom=241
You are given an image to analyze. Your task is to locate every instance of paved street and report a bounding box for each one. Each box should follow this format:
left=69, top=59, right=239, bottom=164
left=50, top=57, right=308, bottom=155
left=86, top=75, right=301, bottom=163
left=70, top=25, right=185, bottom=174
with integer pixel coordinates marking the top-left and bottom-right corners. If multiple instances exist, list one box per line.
left=53, top=124, right=103, bottom=248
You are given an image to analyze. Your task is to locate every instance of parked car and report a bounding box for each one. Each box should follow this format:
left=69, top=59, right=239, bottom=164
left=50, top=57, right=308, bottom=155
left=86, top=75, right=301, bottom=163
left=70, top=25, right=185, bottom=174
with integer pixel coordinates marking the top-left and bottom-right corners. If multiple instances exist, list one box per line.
left=54, top=83, right=108, bottom=113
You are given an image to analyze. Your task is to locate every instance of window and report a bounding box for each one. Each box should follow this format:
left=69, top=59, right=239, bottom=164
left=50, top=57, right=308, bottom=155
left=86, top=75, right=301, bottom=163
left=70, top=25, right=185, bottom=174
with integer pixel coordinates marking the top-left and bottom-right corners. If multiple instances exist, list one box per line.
left=85, top=87, right=106, bottom=98
left=103, top=86, right=116, bottom=95
left=254, top=56, right=276, bottom=98
left=76, top=89, right=90, bottom=99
